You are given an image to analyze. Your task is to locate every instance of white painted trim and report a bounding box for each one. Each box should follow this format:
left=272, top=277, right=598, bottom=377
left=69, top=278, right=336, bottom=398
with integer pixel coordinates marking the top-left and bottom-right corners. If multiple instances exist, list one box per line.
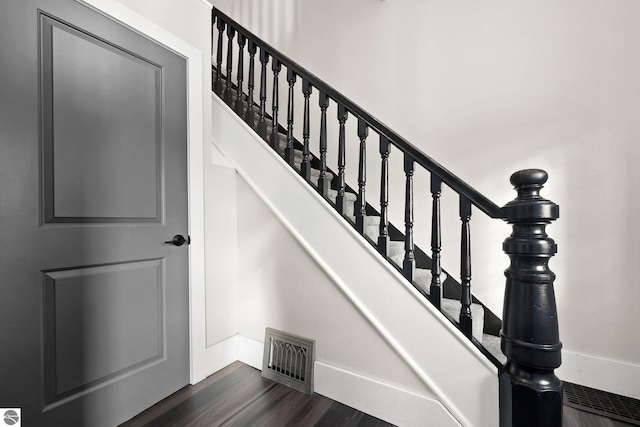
left=315, top=362, right=461, bottom=427
left=198, top=0, right=213, bottom=9
left=558, top=351, right=640, bottom=400
left=211, top=94, right=499, bottom=427
left=202, top=334, right=262, bottom=376
left=237, top=335, right=263, bottom=370
left=204, top=335, right=239, bottom=377
left=78, top=0, right=208, bottom=385
left=210, top=140, right=236, bottom=169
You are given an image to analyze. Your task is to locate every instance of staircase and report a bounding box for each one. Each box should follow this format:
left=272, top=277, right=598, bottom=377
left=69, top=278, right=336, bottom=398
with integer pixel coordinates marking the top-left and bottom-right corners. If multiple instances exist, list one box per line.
left=246, top=125, right=491, bottom=349
left=210, top=7, right=562, bottom=427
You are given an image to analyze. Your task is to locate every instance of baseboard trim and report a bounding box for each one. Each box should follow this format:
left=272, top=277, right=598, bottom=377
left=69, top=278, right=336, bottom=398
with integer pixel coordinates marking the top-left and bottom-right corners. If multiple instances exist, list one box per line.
left=314, top=361, right=460, bottom=427
left=201, top=334, right=265, bottom=380
left=237, top=335, right=263, bottom=370
left=204, top=342, right=640, bottom=406
left=202, top=335, right=239, bottom=380
left=203, top=335, right=459, bottom=427
left=558, top=351, right=640, bottom=400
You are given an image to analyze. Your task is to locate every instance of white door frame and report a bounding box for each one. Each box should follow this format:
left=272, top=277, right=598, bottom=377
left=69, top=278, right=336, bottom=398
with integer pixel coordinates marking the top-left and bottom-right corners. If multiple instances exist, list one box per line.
left=77, top=0, right=209, bottom=385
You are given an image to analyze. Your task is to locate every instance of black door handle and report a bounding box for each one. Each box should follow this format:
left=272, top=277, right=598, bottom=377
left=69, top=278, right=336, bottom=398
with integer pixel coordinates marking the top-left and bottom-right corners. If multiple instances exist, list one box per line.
left=164, top=234, right=190, bottom=246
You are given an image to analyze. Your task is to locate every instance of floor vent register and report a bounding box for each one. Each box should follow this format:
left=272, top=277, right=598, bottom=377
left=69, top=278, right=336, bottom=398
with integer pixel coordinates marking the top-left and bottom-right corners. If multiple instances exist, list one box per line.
left=564, top=381, right=640, bottom=425
left=262, top=328, right=315, bottom=395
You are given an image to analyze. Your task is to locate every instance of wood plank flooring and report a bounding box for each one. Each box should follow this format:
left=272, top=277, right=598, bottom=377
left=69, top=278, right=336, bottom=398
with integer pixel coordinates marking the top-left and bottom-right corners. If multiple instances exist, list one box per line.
left=120, top=362, right=392, bottom=427
left=564, top=406, right=634, bottom=427
left=120, top=361, right=634, bottom=426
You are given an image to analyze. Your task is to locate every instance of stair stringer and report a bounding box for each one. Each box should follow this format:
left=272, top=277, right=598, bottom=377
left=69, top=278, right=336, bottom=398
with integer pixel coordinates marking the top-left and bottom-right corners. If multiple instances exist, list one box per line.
left=211, top=94, right=499, bottom=427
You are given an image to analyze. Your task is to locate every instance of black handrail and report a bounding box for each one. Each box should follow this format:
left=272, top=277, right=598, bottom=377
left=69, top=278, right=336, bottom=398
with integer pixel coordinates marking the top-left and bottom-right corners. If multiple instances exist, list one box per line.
left=212, top=7, right=502, bottom=219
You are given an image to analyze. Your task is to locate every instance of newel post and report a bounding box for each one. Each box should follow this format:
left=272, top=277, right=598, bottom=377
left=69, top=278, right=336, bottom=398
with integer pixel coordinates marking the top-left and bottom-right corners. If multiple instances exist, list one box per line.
left=499, top=169, right=562, bottom=427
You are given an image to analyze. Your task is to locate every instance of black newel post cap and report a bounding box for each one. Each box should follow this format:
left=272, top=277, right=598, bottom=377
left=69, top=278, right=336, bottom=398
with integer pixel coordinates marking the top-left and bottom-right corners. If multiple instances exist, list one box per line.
left=501, top=169, right=559, bottom=222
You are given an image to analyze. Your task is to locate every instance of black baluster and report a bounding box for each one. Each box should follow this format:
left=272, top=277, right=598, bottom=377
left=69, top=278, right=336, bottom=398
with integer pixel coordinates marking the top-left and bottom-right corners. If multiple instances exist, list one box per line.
left=224, top=26, right=235, bottom=104
left=403, top=154, right=415, bottom=280
left=459, top=195, right=472, bottom=337
left=214, top=13, right=216, bottom=91
left=336, top=104, right=348, bottom=215
left=355, top=119, right=368, bottom=233
left=244, top=40, right=257, bottom=126
left=301, top=79, right=312, bottom=182
left=378, top=136, right=390, bottom=256
left=257, top=48, right=269, bottom=139
left=430, top=174, right=442, bottom=309
left=214, top=17, right=225, bottom=95
left=285, top=68, right=297, bottom=165
left=270, top=59, right=281, bottom=149
left=235, top=34, right=246, bottom=114
left=499, top=169, right=562, bottom=427
left=318, top=91, right=329, bottom=197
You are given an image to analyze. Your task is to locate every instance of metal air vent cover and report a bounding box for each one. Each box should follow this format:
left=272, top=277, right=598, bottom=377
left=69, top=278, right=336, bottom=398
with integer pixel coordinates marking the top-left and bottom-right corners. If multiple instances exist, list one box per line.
left=262, top=328, right=315, bottom=395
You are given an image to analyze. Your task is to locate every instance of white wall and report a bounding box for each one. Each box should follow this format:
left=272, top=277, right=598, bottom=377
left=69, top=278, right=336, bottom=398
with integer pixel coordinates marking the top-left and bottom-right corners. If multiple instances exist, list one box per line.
left=235, top=174, right=432, bottom=396
left=211, top=0, right=640, bottom=395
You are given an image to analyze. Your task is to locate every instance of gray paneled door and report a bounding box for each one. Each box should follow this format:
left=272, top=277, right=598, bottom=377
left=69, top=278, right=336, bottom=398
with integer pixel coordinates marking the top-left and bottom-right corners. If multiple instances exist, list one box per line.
left=0, top=0, right=190, bottom=425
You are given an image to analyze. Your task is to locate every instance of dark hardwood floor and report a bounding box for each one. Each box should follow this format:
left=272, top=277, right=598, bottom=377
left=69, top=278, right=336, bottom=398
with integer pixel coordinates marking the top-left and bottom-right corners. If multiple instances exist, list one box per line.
left=120, top=362, right=392, bottom=427
left=120, top=361, right=634, bottom=426
left=564, top=406, right=634, bottom=427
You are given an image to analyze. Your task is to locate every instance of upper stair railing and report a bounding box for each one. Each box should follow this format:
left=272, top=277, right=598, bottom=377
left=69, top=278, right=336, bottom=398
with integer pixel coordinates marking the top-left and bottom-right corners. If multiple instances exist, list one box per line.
left=212, top=8, right=562, bottom=426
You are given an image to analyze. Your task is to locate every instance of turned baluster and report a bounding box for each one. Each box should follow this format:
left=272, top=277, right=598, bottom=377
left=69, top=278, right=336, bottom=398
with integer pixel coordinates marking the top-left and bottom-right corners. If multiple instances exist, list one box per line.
left=214, top=10, right=216, bottom=90
left=301, top=79, right=312, bottom=182
left=257, top=48, right=269, bottom=139
left=430, top=175, right=442, bottom=309
left=499, top=169, right=562, bottom=427
left=318, top=91, right=329, bottom=197
left=270, top=59, right=281, bottom=149
left=336, top=104, right=348, bottom=215
left=355, top=119, right=368, bottom=233
left=285, top=68, right=297, bottom=166
left=403, top=154, right=415, bottom=281
left=235, top=34, right=246, bottom=113
left=459, top=195, right=473, bottom=337
left=378, top=136, right=390, bottom=257
left=224, top=26, right=235, bottom=103
left=244, top=40, right=257, bottom=126
left=213, top=17, right=225, bottom=95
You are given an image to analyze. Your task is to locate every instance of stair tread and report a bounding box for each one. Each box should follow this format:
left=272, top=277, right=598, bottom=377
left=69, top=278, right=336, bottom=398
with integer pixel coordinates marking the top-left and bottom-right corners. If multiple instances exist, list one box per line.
left=482, top=333, right=506, bottom=365
left=327, top=189, right=358, bottom=202
left=414, top=268, right=447, bottom=291
left=347, top=214, right=383, bottom=226
left=403, top=267, right=483, bottom=343
left=441, top=298, right=484, bottom=343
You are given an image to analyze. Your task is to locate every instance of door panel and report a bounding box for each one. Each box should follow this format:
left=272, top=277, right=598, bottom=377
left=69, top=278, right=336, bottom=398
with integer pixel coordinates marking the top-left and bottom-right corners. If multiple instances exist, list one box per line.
left=0, top=1, right=189, bottom=425
left=43, top=259, right=163, bottom=399
left=42, top=13, right=163, bottom=222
